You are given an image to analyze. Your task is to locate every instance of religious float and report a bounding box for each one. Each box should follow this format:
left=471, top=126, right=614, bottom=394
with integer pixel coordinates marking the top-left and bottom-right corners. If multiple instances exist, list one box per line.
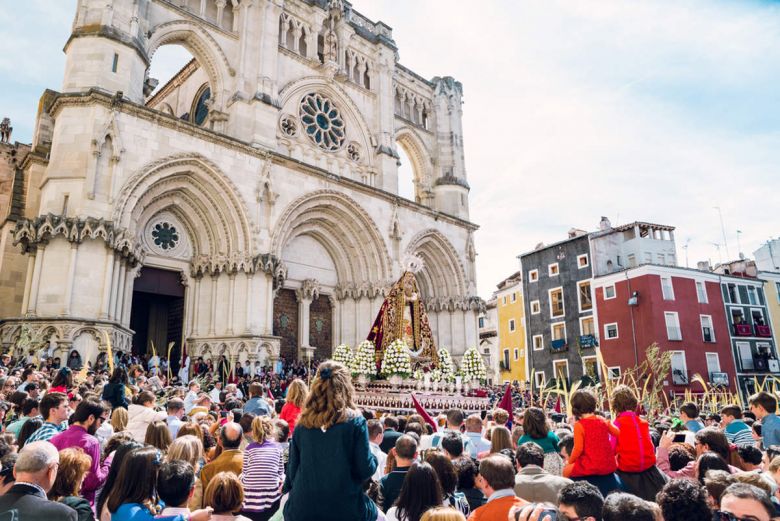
left=336, top=258, right=491, bottom=414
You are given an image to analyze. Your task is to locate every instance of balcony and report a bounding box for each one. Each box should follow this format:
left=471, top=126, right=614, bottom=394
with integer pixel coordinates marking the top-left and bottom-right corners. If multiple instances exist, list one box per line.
left=550, top=339, right=568, bottom=353
left=734, top=323, right=753, bottom=336
left=578, top=335, right=598, bottom=349
left=671, top=368, right=689, bottom=385
left=710, top=372, right=729, bottom=387
left=756, top=325, right=772, bottom=338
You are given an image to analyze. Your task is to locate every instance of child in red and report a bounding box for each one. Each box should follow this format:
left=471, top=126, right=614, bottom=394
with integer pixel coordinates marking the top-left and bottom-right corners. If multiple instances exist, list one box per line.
left=563, top=389, right=621, bottom=496
left=611, top=385, right=667, bottom=500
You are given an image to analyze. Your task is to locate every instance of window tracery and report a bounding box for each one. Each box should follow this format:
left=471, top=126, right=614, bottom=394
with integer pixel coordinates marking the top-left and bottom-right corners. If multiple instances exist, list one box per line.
left=299, top=93, right=345, bottom=151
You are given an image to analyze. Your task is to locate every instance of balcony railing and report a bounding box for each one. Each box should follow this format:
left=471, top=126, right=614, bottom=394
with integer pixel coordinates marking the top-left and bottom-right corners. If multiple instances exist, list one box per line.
left=734, top=323, right=753, bottom=336
left=550, top=339, right=568, bottom=352
left=756, top=325, right=772, bottom=337
left=710, top=372, right=729, bottom=387
left=578, top=335, right=598, bottom=349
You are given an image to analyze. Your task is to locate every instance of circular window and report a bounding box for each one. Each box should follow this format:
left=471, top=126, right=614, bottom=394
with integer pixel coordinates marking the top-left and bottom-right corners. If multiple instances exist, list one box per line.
left=299, top=93, right=345, bottom=151
left=151, top=222, right=179, bottom=250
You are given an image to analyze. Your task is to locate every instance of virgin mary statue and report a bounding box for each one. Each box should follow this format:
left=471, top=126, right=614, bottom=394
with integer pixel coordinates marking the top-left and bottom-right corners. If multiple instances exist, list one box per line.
left=367, top=269, right=440, bottom=371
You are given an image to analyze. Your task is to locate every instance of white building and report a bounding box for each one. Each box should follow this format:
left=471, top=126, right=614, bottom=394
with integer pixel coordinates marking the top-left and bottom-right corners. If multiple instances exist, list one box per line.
left=478, top=297, right=498, bottom=383
left=755, top=239, right=780, bottom=272
left=589, top=217, right=677, bottom=277
left=0, top=0, right=481, bottom=368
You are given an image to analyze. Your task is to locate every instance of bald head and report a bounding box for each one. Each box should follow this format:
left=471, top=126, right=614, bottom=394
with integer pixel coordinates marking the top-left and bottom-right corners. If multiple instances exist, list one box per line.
left=15, top=441, right=59, bottom=491
left=220, top=422, right=243, bottom=449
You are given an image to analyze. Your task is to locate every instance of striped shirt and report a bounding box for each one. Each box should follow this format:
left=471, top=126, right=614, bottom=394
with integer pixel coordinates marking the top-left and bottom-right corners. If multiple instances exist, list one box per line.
left=725, top=420, right=755, bottom=447
left=241, top=440, right=284, bottom=513
left=26, top=421, right=67, bottom=443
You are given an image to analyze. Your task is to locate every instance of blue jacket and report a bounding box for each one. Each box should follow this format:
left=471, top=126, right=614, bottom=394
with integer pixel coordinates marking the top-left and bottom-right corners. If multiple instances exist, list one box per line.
left=284, top=414, right=378, bottom=521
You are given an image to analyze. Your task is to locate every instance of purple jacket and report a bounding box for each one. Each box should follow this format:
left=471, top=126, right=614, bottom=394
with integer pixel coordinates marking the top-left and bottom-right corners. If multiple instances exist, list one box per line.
left=50, top=424, right=111, bottom=504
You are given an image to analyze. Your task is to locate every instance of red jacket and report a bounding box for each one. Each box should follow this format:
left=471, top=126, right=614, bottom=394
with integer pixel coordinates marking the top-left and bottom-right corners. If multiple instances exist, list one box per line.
left=571, top=416, right=618, bottom=477
left=614, top=411, right=656, bottom=472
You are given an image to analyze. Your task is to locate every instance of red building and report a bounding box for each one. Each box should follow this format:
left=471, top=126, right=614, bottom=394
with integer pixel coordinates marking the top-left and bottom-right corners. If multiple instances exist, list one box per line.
left=593, top=265, right=736, bottom=393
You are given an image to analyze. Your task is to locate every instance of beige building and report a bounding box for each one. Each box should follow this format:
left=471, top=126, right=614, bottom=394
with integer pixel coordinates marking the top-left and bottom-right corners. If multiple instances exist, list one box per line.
left=0, top=0, right=480, bottom=368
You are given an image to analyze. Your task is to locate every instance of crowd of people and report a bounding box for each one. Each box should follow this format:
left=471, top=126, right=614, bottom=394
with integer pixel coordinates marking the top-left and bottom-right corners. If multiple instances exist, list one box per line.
left=0, top=352, right=778, bottom=521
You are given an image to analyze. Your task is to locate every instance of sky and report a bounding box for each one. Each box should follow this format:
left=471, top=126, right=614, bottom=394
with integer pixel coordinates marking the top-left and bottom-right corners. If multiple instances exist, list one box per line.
left=1, top=0, right=779, bottom=298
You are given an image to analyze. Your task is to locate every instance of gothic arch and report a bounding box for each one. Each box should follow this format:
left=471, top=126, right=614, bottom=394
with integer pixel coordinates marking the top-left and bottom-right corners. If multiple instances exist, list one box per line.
left=113, top=153, right=255, bottom=259
left=146, top=19, right=233, bottom=109
left=278, top=76, right=375, bottom=166
left=406, top=229, right=467, bottom=299
left=395, top=126, right=433, bottom=191
left=271, top=190, right=391, bottom=285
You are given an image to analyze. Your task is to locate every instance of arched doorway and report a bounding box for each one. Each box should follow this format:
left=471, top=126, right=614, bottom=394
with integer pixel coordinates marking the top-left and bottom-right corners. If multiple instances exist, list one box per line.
left=129, top=267, right=185, bottom=370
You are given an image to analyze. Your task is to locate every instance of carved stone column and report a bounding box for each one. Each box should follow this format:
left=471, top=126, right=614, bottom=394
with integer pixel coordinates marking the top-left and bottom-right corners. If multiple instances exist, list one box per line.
left=295, top=279, right=320, bottom=360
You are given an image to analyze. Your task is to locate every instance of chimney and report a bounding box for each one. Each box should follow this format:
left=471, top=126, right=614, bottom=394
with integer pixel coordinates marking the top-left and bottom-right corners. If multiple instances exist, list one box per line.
left=697, top=261, right=711, bottom=272
left=599, top=217, right=612, bottom=231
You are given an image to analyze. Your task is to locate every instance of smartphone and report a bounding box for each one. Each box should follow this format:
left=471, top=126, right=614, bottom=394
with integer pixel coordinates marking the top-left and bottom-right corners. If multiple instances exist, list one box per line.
left=515, top=508, right=557, bottom=521
left=220, top=410, right=228, bottom=418
left=673, top=433, right=687, bottom=443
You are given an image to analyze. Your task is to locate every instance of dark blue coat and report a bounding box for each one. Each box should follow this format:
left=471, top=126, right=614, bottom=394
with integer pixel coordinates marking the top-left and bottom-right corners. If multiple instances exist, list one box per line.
left=283, top=413, right=378, bottom=521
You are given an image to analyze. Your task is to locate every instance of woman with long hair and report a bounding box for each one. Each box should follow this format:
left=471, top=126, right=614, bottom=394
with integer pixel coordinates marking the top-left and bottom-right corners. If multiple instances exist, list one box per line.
left=17, top=418, right=43, bottom=449
left=240, top=416, right=283, bottom=521
left=279, top=378, right=308, bottom=437
left=386, top=462, right=444, bottom=521
left=48, top=448, right=95, bottom=521
left=424, top=452, right=469, bottom=516
left=517, top=407, right=562, bottom=475
left=478, top=426, right=513, bottom=458
left=50, top=367, right=73, bottom=394
left=102, top=367, right=129, bottom=409
left=110, top=407, right=128, bottom=433
left=97, top=441, right=143, bottom=521
left=167, top=434, right=206, bottom=510
left=105, top=446, right=212, bottom=521
left=282, top=360, right=378, bottom=521
left=144, top=420, right=173, bottom=453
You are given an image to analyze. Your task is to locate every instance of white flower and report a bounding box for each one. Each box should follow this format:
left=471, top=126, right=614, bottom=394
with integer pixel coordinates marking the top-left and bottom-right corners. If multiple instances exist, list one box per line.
left=333, top=344, right=354, bottom=366
left=459, top=347, right=487, bottom=382
left=350, top=341, right=377, bottom=377
left=381, top=339, right=412, bottom=378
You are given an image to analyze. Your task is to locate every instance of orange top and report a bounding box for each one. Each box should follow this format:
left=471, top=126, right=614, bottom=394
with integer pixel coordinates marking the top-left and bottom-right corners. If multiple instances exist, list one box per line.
left=468, top=495, right=527, bottom=521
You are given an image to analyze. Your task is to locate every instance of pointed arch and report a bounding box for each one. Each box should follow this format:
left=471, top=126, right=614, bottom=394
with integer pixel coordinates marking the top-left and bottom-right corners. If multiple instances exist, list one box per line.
left=113, top=153, right=255, bottom=258
left=395, top=126, right=433, bottom=203
left=271, top=190, right=391, bottom=285
left=146, top=19, right=233, bottom=109
left=406, top=229, right=467, bottom=299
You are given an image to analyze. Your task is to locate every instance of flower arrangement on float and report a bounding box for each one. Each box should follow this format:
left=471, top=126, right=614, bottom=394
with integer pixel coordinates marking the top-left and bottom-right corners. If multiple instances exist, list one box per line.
left=459, top=346, right=487, bottom=384
left=350, top=341, right=377, bottom=377
left=380, top=339, right=412, bottom=388
left=333, top=344, right=353, bottom=367
left=349, top=340, right=377, bottom=388
left=437, top=348, right=456, bottom=383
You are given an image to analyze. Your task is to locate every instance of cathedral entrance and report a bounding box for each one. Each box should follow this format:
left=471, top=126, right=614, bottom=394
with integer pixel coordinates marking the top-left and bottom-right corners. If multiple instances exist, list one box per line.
left=309, top=294, right=332, bottom=359
left=129, top=267, right=185, bottom=371
left=273, top=289, right=298, bottom=361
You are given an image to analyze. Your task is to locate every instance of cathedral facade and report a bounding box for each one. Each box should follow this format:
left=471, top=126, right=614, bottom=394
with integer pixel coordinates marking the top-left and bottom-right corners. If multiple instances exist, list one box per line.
left=0, top=0, right=480, bottom=369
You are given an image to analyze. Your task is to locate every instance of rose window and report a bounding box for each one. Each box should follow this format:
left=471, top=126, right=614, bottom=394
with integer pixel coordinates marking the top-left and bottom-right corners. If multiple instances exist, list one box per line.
left=299, top=93, right=345, bottom=151
left=151, top=222, right=179, bottom=250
